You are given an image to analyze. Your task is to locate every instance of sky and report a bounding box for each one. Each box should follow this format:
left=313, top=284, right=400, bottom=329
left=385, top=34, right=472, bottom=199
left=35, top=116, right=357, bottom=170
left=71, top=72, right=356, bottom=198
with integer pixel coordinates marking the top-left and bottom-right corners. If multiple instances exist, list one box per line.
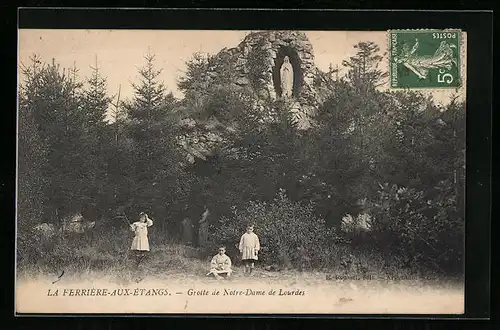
left=18, top=29, right=466, bottom=107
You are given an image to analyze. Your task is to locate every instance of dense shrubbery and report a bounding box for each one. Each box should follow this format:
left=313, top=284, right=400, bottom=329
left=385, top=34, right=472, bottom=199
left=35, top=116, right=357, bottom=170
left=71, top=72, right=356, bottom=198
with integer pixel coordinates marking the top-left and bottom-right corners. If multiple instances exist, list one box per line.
left=367, top=180, right=464, bottom=273
left=210, top=189, right=333, bottom=268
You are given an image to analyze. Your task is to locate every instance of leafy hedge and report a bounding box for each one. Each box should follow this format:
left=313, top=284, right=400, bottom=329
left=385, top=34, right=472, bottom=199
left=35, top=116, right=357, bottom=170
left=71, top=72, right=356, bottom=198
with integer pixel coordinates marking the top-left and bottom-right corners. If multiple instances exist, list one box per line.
left=210, top=189, right=333, bottom=268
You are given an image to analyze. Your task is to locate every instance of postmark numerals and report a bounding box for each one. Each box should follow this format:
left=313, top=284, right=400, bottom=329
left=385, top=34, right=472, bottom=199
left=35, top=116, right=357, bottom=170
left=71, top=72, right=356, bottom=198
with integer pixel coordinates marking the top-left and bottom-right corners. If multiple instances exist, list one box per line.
left=432, top=32, right=456, bottom=39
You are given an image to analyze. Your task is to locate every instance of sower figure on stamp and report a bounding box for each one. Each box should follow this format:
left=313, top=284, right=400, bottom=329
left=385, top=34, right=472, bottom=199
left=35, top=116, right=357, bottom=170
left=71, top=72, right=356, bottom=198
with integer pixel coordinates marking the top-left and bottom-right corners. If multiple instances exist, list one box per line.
left=130, top=212, right=153, bottom=267
left=239, top=224, right=260, bottom=275
left=206, top=246, right=232, bottom=280
left=396, top=39, right=458, bottom=80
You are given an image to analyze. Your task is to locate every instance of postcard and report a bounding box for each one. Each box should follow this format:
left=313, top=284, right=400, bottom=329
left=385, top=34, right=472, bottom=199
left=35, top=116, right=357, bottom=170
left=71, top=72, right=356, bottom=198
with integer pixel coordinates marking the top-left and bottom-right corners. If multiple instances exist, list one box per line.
left=16, top=27, right=466, bottom=314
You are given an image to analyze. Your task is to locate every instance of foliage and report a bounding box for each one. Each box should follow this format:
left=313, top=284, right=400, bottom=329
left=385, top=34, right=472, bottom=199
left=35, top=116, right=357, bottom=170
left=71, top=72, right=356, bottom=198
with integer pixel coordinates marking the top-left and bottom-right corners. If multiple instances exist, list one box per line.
left=119, top=50, right=189, bottom=227
left=246, top=38, right=271, bottom=92
left=177, top=52, right=211, bottom=98
left=210, top=189, right=333, bottom=268
left=79, top=57, right=114, bottom=217
left=341, top=213, right=372, bottom=233
left=200, top=84, right=255, bottom=123
left=367, top=180, right=464, bottom=273
left=342, top=41, right=388, bottom=93
left=82, top=57, right=112, bottom=127
left=18, top=56, right=89, bottom=221
left=17, top=55, right=48, bottom=232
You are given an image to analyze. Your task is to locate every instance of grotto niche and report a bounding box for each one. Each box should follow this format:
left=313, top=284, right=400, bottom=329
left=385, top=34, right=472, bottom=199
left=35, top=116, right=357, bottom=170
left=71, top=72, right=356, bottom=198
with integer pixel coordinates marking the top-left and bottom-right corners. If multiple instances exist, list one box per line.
left=272, top=46, right=303, bottom=99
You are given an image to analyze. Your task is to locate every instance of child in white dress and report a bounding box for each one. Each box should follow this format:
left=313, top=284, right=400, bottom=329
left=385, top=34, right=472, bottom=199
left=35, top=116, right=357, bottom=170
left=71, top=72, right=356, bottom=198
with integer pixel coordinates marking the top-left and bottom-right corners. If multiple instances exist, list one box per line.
left=239, top=224, right=260, bottom=275
left=130, top=212, right=154, bottom=254
left=207, top=246, right=232, bottom=279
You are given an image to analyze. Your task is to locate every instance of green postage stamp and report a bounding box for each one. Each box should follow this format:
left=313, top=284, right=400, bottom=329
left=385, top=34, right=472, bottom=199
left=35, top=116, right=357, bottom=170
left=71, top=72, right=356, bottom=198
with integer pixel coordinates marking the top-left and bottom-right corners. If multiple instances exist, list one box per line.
left=389, top=29, right=462, bottom=89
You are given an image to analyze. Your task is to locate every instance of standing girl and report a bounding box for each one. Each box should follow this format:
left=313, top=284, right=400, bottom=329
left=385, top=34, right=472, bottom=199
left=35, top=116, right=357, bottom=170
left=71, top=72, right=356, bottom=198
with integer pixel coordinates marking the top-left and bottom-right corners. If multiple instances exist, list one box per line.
left=238, top=224, right=260, bottom=275
left=130, top=212, right=154, bottom=263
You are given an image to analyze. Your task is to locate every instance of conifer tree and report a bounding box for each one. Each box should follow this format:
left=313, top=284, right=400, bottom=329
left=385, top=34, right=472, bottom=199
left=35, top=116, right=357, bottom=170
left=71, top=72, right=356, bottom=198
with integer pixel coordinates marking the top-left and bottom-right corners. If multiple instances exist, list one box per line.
left=83, top=56, right=111, bottom=129
left=18, top=54, right=48, bottom=230
left=122, top=49, right=184, bottom=225
left=22, top=57, right=86, bottom=220
left=80, top=56, right=113, bottom=217
left=342, top=41, right=388, bottom=93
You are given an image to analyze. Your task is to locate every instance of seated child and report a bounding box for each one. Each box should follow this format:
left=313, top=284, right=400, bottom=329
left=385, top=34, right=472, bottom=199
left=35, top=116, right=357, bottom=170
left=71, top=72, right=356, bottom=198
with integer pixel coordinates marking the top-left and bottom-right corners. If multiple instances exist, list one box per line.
left=207, top=246, right=232, bottom=279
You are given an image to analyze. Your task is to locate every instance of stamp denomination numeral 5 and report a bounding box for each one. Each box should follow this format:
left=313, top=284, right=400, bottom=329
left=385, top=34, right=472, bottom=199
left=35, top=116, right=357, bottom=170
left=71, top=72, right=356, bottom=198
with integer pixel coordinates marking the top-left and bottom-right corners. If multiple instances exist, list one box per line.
left=437, top=69, right=454, bottom=84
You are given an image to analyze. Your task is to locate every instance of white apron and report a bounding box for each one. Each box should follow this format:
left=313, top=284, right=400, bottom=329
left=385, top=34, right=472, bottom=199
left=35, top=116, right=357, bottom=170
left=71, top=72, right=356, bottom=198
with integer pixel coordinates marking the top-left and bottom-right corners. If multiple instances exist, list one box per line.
left=130, top=219, right=153, bottom=251
left=239, top=232, right=260, bottom=260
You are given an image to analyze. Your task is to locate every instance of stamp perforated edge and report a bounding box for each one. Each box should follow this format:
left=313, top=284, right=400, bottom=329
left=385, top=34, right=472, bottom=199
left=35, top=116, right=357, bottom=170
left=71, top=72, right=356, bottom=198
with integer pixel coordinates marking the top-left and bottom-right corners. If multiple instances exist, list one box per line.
left=387, top=28, right=463, bottom=90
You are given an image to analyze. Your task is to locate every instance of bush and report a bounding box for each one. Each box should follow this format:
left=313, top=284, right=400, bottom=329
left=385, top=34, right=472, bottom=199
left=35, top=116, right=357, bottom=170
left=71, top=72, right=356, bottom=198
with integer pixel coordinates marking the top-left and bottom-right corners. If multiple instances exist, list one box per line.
left=210, top=189, right=333, bottom=268
left=367, top=181, right=464, bottom=274
left=17, top=230, right=52, bottom=269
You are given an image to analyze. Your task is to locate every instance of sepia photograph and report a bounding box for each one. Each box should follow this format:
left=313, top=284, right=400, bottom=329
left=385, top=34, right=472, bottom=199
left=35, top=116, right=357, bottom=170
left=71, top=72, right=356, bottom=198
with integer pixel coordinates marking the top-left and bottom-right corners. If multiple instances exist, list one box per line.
left=16, top=27, right=466, bottom=314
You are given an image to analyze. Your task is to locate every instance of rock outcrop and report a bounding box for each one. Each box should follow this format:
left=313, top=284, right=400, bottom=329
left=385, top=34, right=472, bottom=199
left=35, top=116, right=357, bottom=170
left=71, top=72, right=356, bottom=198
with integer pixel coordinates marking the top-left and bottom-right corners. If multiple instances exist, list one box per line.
left=177, top=31, right=326, bottom=164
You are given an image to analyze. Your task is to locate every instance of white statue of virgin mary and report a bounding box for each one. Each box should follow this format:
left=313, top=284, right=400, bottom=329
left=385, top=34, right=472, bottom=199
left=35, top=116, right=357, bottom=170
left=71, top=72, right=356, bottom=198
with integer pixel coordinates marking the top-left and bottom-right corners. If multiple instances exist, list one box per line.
left=280, top=56, right=294, bottom=98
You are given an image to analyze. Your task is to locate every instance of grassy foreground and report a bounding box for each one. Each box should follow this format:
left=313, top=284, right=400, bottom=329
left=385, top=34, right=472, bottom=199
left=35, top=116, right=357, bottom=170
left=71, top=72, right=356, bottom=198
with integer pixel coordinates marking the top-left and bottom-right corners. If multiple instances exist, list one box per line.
left=17, top=242, right=463, bottom=288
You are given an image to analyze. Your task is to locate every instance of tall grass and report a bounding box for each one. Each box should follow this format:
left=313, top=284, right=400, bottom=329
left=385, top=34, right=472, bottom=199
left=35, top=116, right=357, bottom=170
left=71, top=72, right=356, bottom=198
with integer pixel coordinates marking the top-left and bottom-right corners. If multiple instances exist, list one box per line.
left=17, top=224, right=458, bottom=283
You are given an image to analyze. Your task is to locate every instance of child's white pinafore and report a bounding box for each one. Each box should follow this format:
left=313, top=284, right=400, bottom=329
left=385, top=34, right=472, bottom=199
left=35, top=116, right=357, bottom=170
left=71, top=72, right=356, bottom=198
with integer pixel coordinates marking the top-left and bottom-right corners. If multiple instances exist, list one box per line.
left=239, top=232, right=260, bottom=260
left=130, top=219, right=153, bottom=251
